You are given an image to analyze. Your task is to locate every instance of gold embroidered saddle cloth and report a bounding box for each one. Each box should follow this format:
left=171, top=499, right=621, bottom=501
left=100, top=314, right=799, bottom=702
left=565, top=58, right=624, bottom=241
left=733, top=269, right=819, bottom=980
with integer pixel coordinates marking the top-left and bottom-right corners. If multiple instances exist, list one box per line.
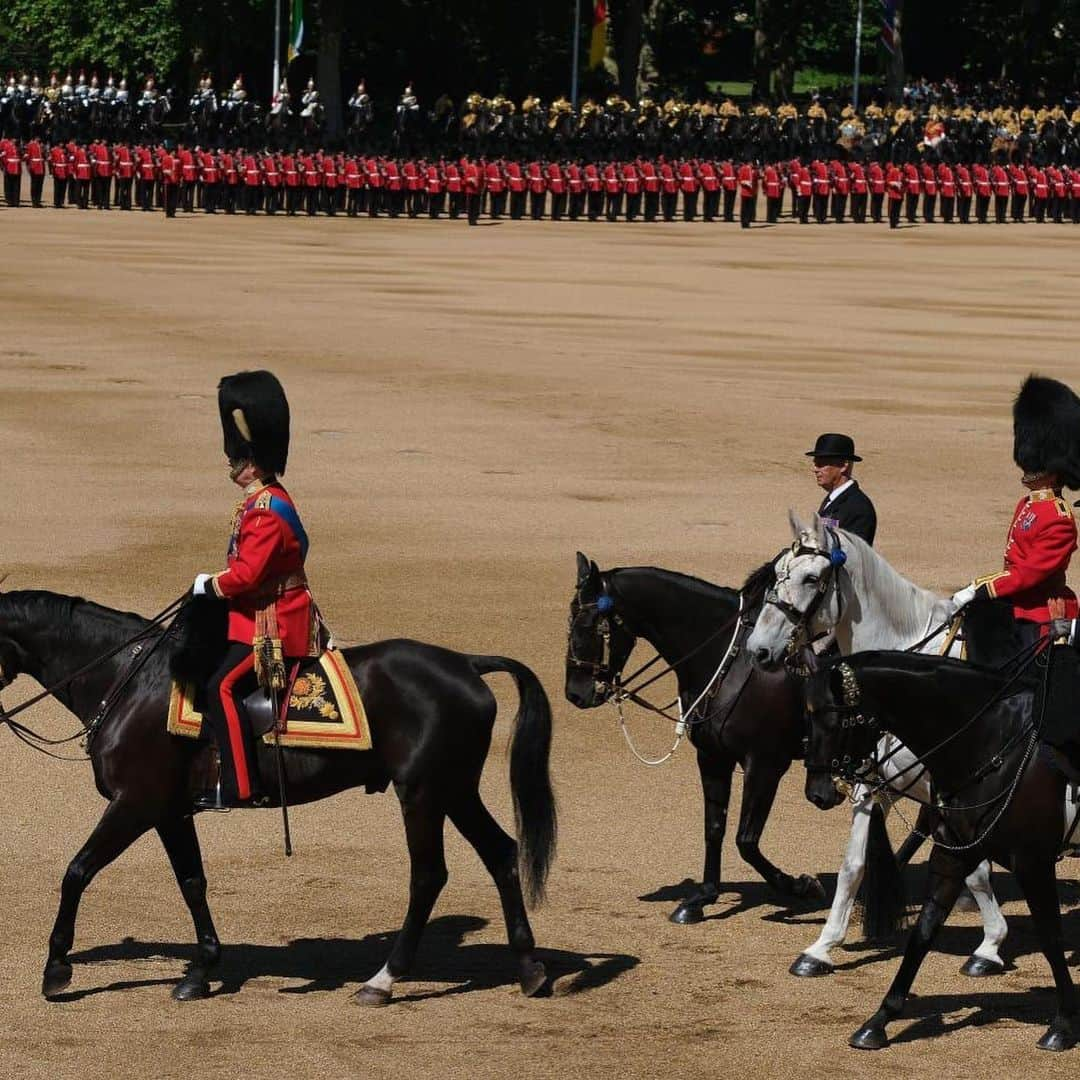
left=168, top=648, right=372, bottom=751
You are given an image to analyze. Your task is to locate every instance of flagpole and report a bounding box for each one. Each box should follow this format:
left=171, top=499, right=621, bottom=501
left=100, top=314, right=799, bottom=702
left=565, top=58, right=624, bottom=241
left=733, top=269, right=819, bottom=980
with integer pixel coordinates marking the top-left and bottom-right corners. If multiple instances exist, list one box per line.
left=273, top=0, right=282, bottom=91
left=853, top=0, right=864, bottom=111
left=571, top=0, right=581, bottom=109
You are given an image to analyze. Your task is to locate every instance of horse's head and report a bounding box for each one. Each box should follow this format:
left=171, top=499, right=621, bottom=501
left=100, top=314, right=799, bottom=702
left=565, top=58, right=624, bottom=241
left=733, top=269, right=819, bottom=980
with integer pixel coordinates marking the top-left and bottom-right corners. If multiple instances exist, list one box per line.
left=564, top=552, right=637, bottom=709
left=748, top=510, right=848, bottom=669
left=803, top=661, right=877, bottom=809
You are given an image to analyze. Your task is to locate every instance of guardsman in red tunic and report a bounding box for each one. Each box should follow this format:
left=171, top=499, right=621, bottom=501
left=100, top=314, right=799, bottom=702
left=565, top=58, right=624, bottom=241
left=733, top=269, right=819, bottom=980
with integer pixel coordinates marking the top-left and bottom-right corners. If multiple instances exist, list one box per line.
left=424, top=160, right=444, bottom=218
left=443, top=159, right=462, bottom=218
left=1008, top=162, right=1028, bottom=222
left=937, top=162, right=955, bottom=223
left=242, top=150, right=261, bottom=214
left=25, top=137, right=45, bottom=207
left=321, top=151, right=338, bottom=215
left=400, top=158, right=420, bottom=218
left=829, top=160, right=848, bottom=223
left=885, top=162, right=903, bottom=229
left=678, top=159, right=699, bottom=222
left=737, top=160, right=757, bottom=228
left=787, top=158, right=801, bottom=217
left=811, top=159, right=830, bottom=223
left=384, top=158, right=404, bottom=218
left=485, top=160, right=506, bottom=219
left=527, top=160, right=546, bottom=220
left=952, top=376, right=1080, bottom=636
left=364, top=156, right=382, bottom=217
left=463, top=157, right=483, bottom=225
left=699, top=160, right=720, bottom=222
left=1069, top=166, right=1080, bottom=224
left=920, top=159, right=937, bottom=223
left=178, top=143, right=197, bottom=212
left=849, top=160, right=867, bottom=223
left=547, top=160, right=566, bottom=221
left=639, top=159, right=659, bottom=222
left=867, top=160, right=885, bottom=222
left=158, top=143, right=180, bottom=217
left=902, top=161, right=920, bottom=223
left=260, top=150, right=279, bottom=214
left=221, top=149, right=240, bottom=214
left=1030, top=165, right=1048, bottom=224
left=603, top=161, right=623, bottom=222
left=720, top=160, right=737, bottom=222
left=1047, top=164, right=1066, bottom=224
left=990, top=159, right=1010, bottom=223
left=280, top=150, right=298, bottom=215
left=90, top=140, right=112, bottom=209
left=659, top=160, right=678, bottom=222
left=2, top=137, right=22, bottom=207
left=71, top=143, right=92, bottom=209
left=584, top=161, right=603, bottom=221
left=973, top=161, right=993, bottom=223
left=621, top=161, right=641, bottom=221
left=955, top=163, right=973, bottom=224
left=48, top=143, right=69, bottom=208
left=762, top=163, right=782, bottom=223
left=796, top=163, right=812, bottom=224
left=199, top=148, right=219, bottom=214
left=114, top=143, right=134, bottom=210
left=136, top=144, right=156, bottom=211
left=566, top=161, right=585, bottom=221
left=193, top=371, right=321, bottom=810
left=344, top=155, right=361, bottom=216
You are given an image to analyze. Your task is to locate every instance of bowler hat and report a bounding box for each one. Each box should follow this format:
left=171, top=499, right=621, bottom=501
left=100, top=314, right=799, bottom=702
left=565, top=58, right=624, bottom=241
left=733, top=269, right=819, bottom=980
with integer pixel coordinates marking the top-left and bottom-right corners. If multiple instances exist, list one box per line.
left=805, top=433, right=862, bottom=462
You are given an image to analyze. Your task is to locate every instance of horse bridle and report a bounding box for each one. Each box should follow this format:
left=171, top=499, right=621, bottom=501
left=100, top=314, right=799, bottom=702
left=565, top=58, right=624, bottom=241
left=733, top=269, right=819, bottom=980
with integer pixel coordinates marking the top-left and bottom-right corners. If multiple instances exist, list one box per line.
left=566, top=587, right=627, bottom=696
left=763, top=529, right=848, bottom=646
left=804, top=661, right=879, bottom=783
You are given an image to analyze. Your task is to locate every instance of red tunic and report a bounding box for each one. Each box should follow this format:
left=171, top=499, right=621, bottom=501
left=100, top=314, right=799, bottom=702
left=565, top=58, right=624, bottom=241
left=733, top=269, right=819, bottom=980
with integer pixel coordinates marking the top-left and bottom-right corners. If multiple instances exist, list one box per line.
left=974, top=490, right=1078, bottom=623
left=25, top=139, right=45, bottom=176
left=211, top=481, right=318, bottom=657
left=114, top=145, right=134, bottom=179
left=868, top=162, right=885, bottom=195
left=48, top=145, right=69, bottom=180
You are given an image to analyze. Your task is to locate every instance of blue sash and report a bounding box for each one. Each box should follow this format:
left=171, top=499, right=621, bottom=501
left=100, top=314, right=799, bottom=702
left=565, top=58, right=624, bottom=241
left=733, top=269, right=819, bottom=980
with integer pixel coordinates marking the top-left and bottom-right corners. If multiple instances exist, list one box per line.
left=267, top=495, right=310, bottom=560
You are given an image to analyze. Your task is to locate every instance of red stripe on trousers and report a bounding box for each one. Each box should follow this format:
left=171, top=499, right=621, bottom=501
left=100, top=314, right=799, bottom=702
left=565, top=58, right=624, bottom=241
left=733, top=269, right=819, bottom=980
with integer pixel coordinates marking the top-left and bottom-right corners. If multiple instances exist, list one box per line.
left=220, top=651, right=256, bottom=799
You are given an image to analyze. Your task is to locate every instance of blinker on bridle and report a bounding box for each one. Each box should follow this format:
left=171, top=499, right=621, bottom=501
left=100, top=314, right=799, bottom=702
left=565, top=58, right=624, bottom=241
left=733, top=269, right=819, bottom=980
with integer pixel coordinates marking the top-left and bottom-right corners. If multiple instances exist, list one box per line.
left=567, top=587, right=623, bottom=692
left=764, top=532, right=848, bottom=636
left=805, top=661, right=879, bottom=784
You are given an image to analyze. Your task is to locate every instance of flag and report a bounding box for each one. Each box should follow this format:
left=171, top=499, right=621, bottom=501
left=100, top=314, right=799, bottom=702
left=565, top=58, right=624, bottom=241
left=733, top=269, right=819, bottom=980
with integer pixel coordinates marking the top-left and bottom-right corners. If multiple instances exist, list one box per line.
left=589, top=0, right=608, bottom=70
left=288, top=0, right=305, bottom=62
left=880, top=0, right=898, bottom=53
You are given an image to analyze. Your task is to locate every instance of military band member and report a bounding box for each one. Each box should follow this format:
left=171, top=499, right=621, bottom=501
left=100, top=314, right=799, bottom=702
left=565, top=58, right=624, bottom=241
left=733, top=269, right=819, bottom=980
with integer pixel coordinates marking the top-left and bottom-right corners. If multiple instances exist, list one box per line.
left=952, top=376, right=1080, bottom=639
left=808, top=433, right=877, bottom=545
left=193, top=371, right=320, bottom=810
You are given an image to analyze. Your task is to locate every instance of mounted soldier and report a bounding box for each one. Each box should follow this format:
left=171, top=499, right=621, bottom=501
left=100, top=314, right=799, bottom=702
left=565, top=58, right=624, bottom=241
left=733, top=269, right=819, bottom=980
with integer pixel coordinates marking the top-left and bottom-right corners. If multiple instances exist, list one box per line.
left=192, top=371, right=322, bottom=810
left=952, top=376, right=1080, bottom=639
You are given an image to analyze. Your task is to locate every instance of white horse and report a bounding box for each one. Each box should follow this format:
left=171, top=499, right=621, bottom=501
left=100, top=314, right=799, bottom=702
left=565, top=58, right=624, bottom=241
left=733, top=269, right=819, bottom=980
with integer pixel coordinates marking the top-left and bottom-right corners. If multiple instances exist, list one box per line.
left=747, top=511, right=1078, bottom=978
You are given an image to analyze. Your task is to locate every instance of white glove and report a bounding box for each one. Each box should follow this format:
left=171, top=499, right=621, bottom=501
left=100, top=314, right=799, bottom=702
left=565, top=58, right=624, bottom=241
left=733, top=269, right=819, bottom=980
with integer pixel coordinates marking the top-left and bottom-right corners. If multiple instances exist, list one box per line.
left=950, top=584, right=977, bottom=608
left=193, top=573, right=213, bottom=596
left=1050, top=618, right=1075, bottom=643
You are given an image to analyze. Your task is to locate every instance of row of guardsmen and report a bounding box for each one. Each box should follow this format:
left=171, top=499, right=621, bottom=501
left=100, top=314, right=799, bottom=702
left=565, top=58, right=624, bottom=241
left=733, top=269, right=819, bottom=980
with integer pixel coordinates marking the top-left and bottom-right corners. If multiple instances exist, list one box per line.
left=2, top=139, right=1080, bottom=226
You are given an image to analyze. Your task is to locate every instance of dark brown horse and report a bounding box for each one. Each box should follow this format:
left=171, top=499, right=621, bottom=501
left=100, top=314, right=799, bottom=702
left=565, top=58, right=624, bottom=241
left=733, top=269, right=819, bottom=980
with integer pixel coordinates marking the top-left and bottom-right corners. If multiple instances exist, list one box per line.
left=564, top=553, right=824, bottom=923
left=0, top=590, right=556, bottom=1004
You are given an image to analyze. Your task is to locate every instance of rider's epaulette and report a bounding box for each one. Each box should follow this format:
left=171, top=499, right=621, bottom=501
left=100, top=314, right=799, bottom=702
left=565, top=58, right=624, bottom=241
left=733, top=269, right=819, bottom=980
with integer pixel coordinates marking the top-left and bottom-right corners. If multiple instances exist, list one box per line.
left=1028, top=489, right=1073, bottom=518
left=252, top=490, right=274, bottom=511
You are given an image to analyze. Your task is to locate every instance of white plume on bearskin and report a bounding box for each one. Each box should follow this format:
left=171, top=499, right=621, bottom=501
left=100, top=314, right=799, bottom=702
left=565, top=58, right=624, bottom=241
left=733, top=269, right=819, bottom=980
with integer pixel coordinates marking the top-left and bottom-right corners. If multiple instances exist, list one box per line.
left=1013, top=374, right=1080, bottom=490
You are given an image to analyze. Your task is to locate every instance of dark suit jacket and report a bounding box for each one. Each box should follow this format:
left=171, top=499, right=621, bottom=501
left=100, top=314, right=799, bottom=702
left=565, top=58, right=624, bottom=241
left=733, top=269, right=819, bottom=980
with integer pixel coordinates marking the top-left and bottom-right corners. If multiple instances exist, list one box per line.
left=818, top=481, right=877, bottom=546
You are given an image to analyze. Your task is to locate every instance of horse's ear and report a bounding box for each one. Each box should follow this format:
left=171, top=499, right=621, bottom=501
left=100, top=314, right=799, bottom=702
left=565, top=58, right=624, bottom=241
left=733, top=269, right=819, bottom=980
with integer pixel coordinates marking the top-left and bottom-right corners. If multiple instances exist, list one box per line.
left=576, top=551, right=590, bottom=585
left=812, top=512, right=829, bottom=549
left=788, top=508, right=804, bottom=538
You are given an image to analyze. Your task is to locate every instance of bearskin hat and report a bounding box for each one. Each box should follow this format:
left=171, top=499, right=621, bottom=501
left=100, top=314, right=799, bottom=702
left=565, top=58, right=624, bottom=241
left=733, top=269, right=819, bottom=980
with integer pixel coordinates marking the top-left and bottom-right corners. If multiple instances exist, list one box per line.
left=218, top=370, right=290, bottom=476
left=1013, top=374, right=1080, bottom=489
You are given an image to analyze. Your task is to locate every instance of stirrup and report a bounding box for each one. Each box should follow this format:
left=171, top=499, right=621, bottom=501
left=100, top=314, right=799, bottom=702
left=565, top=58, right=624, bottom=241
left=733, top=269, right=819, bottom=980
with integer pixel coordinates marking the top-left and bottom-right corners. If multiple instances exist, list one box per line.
left=192, top=777, right=232, bottom=814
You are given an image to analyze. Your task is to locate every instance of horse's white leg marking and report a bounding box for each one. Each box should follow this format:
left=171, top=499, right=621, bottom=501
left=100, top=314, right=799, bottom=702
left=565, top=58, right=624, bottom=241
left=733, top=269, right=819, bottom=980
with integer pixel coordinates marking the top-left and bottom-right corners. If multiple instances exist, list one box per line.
left=363, top=962, right=397, bottom=995
left=802, top=786, right=875, bottom=966
left=964, top=860, right=1007, bottom=965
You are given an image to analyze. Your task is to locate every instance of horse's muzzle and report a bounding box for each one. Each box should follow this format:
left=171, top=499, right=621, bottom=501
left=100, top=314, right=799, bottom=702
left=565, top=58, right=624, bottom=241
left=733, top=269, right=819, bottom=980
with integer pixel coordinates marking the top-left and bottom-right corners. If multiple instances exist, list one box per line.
left=805, top=773, right=845, bottom=810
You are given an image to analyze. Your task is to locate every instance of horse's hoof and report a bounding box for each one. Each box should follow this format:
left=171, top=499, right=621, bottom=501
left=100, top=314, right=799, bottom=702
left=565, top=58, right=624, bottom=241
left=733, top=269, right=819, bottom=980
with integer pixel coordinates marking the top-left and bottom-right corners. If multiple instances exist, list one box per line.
left=849, top=1023, right=889, bottom=1050
left=520, top=960, right=548, bottom=999
left=669, top=903, right=706, bottom=925
left=172, top=975, right=211, bottom=1001
left=1037, top=1024, right=1076, bottom=1052
left=41, top=962, right=73, bottom=998
left=352, top=985, right=392, bottom=1007
left=793, top=874, right=827, bottom=902
left=789, top=953, right=834, bottom=978
left=960, top=955, right=1004, bottom=978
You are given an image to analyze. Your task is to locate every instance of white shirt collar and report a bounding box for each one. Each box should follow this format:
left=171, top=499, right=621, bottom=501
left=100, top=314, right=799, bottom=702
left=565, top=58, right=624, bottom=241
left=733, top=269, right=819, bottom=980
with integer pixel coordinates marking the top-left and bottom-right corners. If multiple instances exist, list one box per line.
left=823, top=479, right=855, bottom=505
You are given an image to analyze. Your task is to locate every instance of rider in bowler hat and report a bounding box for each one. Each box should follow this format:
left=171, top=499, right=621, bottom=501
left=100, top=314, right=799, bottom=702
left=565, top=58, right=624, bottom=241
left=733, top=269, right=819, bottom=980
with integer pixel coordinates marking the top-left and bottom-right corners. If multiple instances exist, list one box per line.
left=808, top=433, right=877, bottom=546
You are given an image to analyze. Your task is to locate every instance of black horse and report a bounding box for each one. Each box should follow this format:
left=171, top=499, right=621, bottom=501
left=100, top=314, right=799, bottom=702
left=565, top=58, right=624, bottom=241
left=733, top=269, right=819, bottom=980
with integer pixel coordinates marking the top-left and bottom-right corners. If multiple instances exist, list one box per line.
left=0, top=590, right=556, bottom=1005
left=565, top=554, right=823, bottom=925
left=806, top=651, right=1076, bottom=1052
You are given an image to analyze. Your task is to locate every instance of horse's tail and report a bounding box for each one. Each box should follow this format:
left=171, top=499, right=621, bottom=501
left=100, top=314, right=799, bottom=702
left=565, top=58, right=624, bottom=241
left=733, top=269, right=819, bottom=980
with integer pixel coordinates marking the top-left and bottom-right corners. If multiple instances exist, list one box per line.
left=856, top=801, right=909, bottom=941
left=470, top=655, right=557, bottom=908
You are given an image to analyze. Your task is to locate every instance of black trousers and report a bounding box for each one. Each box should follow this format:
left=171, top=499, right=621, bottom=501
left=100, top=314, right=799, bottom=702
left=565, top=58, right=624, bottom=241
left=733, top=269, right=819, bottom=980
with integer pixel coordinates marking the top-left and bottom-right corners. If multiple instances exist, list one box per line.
left=739, top=196, right=754, bottom=228
left=605, top=192, right=623, bottom=222
left=466, top=192, right=480, bottom=225
left=624, top=192, right=641, bottom=221
left=976, top=193, right=990, bottom=223
left=830, top=193, right=847, bottom=223
left=888, top=197, right=902, bottom=229
left=643, top=190, right=659, bottom=222
left=52, top=176, right=67, bottom=208
left=661, top=192, right=677, bottom=222
left=1010, top=192, right=1026, bottom=222
left=3, top=172, right=20, bottom=207
left=904, top=191, right=918, bottom=222
left=869, top=192, right=884, bottom=223
left=812, top=193, right=828, bottom=223
left=29, top=173, right=44, bottom=207
left=703, top=189, right=720, bottom=222
left=850, top=192, right=867, bottom=223
left=722, top=187, right=736, bottom=222
left=958, top=194, right=972, bottom=223
left=587, top=190, right=604, bottom=221
left=940, top=195, right=954, bottom=223
left=163, top=183, right=178, bottom=217
left=797, top=195, right=810, bottom=224
left=682, top=190, right=698, bottom=222
left=765, top=195, right=781, bottom=223
left=204, top=643, right=262, bottom=803
left=922, top=193, right=936, bottom=223
left=994, top=194, right=1008, bottom=223
left=529, top=191, right=546, bottom=220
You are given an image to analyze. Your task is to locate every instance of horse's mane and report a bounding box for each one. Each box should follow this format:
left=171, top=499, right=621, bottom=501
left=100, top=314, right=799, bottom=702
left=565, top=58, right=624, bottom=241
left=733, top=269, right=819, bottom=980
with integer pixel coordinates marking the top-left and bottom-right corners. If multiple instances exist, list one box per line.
left=740, top=558, right=778, bottom=610
left=835, top=649, right=1017, bottom=688
left=609, top=566, right=739, bottom=605
left=0, top=589, right=148, bottom=641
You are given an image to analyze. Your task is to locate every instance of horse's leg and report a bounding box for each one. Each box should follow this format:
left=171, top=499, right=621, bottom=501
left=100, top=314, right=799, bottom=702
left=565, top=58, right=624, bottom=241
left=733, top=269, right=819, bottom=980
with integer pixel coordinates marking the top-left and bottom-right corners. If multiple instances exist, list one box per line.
left=156, top=815, right=222, bottom=1001
left=791, top=789, right=874, bottom=976
left=849, top=847, right=969, bottom=1050
left=958, top=859, right=1007, bottom=976
left=670, top=752, right=734, bottom=924
left=43, top=798, right=153, bottom=997
left=447, top=789, right=546, bottom=997
left=354, top=785, right=447, bottom=1007
left=1013, top=854, right=1078, bottom=1050
left=735, top=756, right=824, bottom=902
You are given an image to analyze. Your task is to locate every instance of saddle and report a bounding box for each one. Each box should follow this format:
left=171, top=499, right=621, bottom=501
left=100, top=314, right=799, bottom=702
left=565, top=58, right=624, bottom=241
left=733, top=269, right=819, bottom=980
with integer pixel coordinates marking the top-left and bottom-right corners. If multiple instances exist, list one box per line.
left=168, top=648, right=372, bottom=751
